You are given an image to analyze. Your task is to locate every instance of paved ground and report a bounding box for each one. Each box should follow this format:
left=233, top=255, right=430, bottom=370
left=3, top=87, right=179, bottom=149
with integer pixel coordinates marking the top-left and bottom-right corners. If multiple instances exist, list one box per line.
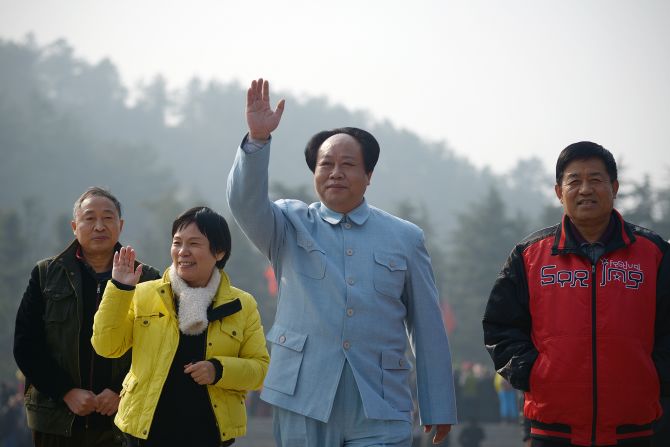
left=235, top=417, right=525, bottom=447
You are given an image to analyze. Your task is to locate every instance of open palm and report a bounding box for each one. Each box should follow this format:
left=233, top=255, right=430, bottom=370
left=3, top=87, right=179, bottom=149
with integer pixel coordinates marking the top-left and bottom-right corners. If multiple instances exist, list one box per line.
left=246, top=78, right=285, bottom=140
left=112, top=246, right=142, bottom=286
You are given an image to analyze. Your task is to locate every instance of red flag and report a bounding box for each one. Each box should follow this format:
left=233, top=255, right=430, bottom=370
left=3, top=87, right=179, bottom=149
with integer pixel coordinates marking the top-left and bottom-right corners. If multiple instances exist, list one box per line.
left=264, top=265, right=278, bottom=297
left=440, top=300, right=456, bottom=335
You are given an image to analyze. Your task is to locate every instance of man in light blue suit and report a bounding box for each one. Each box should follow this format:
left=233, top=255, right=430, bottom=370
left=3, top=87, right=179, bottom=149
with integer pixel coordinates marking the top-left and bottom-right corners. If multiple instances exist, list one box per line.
left=227, top=79, right=457, bottom=446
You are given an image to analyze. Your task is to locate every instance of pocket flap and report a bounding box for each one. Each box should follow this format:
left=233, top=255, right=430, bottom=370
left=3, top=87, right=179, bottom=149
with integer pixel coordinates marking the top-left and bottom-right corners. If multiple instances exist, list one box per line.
left=381, top=351, right=410, bottom=370
left=122, top=372, right=138, bottom=392
left=221, top=324, right=244, bottom=342
left=297, top=233, right=324, bottom=253
left=374, top=252, right=407, bottom=272
left=43, top=287, right=73, bottom=301
left=267, top=325, right=307, bottom=352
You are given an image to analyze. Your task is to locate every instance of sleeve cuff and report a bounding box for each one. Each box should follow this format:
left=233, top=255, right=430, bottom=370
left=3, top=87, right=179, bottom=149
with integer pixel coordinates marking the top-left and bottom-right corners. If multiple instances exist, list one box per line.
left=111, top=279, right=136, bottom=291
left=208, top=358, right=224, bottom=384
left=241, top=133, right=271, bottom=154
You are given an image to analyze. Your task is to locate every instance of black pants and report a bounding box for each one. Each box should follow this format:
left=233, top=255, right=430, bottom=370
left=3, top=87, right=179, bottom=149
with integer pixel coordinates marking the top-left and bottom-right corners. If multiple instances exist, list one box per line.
left=33, top=428, right=122, bottom=447
left=123, top=433, right=234, bottom=447
left=531, top=438, right=652, bottom=447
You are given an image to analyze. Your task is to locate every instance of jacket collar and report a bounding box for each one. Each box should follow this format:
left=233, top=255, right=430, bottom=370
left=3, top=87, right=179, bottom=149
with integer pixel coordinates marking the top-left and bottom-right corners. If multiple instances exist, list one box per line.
left=552, top=209, right=634, bottom=255
left=318, top=199, right=370, bottom=226
left=52, top=239, right=122, bottom=271
left=156, top=268, right=241, bottom=321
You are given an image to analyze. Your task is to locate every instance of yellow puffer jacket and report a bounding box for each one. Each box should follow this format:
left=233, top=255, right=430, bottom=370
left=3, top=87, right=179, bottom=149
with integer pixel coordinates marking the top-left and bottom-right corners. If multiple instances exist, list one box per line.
left=92, top=269, right=269, bottom=442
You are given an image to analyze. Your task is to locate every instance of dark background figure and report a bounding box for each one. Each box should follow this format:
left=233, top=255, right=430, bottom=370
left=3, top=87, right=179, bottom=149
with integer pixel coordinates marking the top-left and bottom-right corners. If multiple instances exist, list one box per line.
left=0, top=378, right=31, bottom=447
left=458, top=419, right=485, bottom=447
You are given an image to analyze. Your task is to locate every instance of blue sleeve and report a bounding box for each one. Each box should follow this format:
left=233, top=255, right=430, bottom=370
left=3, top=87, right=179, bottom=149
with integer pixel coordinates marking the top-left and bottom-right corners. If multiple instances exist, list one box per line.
left=226, top=134, right=286, bottom=263
left=404, top=230, right=458, bottom=425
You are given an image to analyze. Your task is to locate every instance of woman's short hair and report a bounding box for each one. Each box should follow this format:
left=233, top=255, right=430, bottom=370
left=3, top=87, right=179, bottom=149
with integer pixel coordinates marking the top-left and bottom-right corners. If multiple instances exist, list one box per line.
left=171, top=206, right=232, bottom=268
left=304, top=127, right=380, bottom=174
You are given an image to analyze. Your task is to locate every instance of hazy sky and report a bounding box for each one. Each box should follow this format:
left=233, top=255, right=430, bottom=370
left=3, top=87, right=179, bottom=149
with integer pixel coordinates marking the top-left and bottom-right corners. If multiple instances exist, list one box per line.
left=2, top=0, right=669, bottom=186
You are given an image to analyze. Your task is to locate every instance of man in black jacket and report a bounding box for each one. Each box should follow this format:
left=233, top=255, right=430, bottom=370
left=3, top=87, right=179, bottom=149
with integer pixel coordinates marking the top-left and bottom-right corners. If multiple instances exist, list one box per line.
left=13, top=187, right=160, bottom=447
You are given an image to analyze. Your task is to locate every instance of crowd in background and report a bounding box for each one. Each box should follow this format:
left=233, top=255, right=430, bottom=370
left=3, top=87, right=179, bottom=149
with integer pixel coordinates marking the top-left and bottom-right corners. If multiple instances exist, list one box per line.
left=0, top=374, right=30, bottom=447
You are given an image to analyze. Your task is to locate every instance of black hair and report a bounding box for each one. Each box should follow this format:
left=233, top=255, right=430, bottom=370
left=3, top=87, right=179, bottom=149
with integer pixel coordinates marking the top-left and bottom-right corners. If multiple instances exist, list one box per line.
left=171, top=206, right=231, bottom=268
left=304, top=127, right=380, bottom=174
left=556, top=141, right=618, bottom=184
left=73, top=186, right=122, bottom=219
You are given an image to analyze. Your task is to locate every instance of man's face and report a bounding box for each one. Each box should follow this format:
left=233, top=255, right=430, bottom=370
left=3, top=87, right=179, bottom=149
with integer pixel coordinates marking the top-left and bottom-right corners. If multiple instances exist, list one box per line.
left=71, top=195, right=124, bottom=256
left=313, top=133, right=372, bottom=214
left=555, top=157, right=618, bottom=228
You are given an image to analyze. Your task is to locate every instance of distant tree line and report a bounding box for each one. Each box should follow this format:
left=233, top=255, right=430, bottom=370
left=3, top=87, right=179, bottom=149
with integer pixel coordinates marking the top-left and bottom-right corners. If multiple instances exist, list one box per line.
left=1, top=35, right=668, bottom=378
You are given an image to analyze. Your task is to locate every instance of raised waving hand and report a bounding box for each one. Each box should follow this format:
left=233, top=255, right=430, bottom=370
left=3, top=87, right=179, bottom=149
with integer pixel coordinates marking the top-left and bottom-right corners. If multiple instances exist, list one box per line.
left=112, top=246, right=143, bottom=287
left=246, top=78, right=285, bottom=141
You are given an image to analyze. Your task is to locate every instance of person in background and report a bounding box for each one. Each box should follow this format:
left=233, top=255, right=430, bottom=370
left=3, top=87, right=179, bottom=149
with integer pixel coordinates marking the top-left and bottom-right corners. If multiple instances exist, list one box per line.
left=13, top=187, right=160, bottom=446
left=483, top=142, right=670, bottom=446
left=457, top=418, right=485, bottom=447
left=494, top=373, right=517, bottom=423
left=92, top=206, right=269, bottom=446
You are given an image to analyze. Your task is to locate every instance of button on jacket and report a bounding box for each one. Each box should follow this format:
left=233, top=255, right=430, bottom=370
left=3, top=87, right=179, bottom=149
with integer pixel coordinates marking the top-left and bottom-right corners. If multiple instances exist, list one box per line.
left=226, top=138, right=457, bottom=425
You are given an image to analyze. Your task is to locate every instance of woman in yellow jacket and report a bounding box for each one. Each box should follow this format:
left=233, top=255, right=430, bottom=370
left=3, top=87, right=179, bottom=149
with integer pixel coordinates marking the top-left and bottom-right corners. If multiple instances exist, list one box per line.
left=92, top=206, right=269, bottom=447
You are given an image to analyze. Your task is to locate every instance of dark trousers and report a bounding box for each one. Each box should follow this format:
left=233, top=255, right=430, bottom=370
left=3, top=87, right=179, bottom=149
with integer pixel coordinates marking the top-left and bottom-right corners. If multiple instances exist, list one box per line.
left=123, top=433, right=234, bottom=447
left=531, top=438, right=651, bottom=447
left=33, top=428, right=122, bottom=447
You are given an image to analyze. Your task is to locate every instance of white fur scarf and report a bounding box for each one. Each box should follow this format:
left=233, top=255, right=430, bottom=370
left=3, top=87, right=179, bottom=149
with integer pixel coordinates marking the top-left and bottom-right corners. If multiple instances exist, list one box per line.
left=169, top=265, right=220, bottom=335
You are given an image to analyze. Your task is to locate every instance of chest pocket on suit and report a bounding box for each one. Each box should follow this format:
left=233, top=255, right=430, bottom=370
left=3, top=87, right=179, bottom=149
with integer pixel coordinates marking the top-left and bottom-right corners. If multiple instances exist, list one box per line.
left=294, top=233, right=326, bottom=279
left=373, top=251, right=407, bottom=299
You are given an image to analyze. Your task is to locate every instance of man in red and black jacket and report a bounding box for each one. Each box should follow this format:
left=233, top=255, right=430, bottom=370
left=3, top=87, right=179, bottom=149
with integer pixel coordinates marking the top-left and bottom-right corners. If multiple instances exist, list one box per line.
left=483, top=141, right=670, bottom=447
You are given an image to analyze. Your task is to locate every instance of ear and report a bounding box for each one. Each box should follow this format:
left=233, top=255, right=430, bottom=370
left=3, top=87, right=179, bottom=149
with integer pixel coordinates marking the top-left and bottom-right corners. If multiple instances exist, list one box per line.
left=612, top=180, right=619, bottom=199
left=71, top=220, right=77, bottom=235
left=366, top=170, right=373, bottom=186
left=554, top=184, right=563, bottom=203
left=119, top=218, right=125, bottom=233
left=215, top=251, right=226, bottom=262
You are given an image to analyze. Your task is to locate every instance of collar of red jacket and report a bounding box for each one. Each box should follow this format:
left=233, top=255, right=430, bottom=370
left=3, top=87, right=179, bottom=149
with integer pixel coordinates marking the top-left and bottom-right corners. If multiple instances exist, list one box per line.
left=552, top=209, right=634, bottom=254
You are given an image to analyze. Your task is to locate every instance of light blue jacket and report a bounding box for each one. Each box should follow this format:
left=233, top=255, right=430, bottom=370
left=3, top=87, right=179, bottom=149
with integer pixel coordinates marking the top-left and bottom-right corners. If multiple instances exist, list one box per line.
left=226, top=137, right=457, bottom=425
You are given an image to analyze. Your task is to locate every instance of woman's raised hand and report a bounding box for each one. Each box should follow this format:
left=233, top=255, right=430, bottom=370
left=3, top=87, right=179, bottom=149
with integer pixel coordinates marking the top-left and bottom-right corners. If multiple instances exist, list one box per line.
left=112, top=246, right=143, bottom=287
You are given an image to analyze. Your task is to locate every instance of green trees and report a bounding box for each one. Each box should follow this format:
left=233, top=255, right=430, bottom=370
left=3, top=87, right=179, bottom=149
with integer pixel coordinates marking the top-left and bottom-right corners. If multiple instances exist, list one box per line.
left=0, top=204, right=57, bottom=377
left=1, top=36, right=668, bottom=380
left=444, top=188, right=530, bottom=362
